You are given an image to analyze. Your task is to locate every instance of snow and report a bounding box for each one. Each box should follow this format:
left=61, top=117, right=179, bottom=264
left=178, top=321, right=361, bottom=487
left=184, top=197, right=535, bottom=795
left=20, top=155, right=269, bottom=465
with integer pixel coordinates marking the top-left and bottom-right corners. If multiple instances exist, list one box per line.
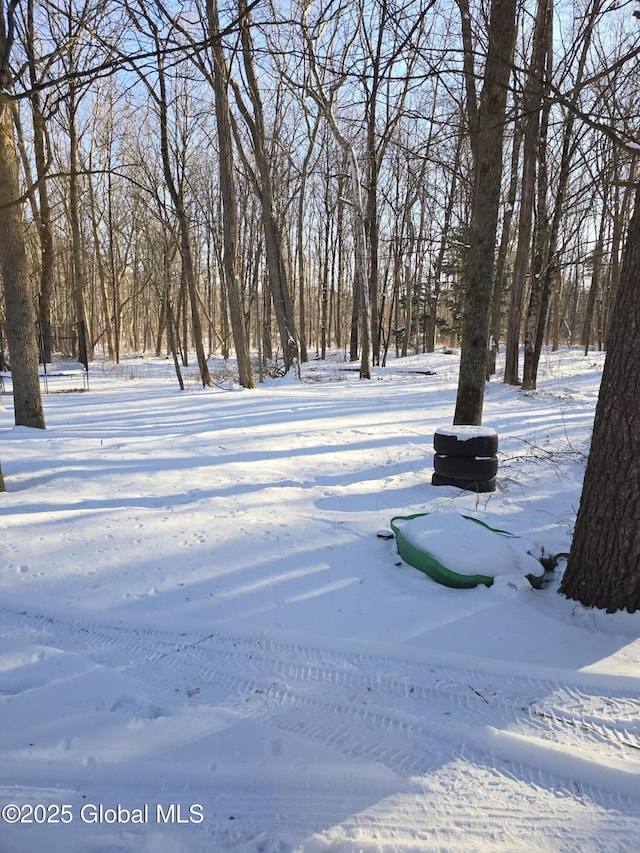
left=433, top=425, right=497, bottom=439
left=391, top=512, right=543, bottom=578
left=1, top=346, right=640, bottom=853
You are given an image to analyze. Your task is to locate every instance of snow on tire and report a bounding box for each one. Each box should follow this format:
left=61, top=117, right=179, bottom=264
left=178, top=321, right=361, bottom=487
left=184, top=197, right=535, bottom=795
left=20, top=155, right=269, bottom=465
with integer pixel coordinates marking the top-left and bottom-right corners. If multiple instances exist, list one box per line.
left=433, top=426, right=498, bottom=458
left=433, top=453, right=499, bottom=481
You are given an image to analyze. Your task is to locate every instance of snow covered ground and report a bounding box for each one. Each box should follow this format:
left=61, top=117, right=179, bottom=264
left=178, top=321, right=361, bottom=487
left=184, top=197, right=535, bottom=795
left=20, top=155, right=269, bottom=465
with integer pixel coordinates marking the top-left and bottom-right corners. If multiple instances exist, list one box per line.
left=1, top=347, right=639, bottom=853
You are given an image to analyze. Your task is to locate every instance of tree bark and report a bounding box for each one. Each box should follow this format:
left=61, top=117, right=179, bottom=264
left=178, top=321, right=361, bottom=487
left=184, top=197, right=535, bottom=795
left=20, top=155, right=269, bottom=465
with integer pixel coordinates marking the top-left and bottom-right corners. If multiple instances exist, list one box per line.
left=0, top=6, right=46, bottom=431
left=86, top=150, right=116, bottom=362
left=503, top=0, right=550, bottom=386
left=560, top=186, right=640, bottom=613
left=453, top=0, right=517, bottom=425
left=490, top=114, right=522, bottom=358
left=605, top=162, right=636, bottom=345
left=521, top=22, right=552, bottom=390
left=0, top=110, right=46, bottom=428
left=26, top=0, right=54, bottom=364
left=206, top=0, right=255, bottom=388
left=67, top=81, right=92, bottom=367
left=430, top=130, right=462, bottom=353
left=296, top=114, right=319, bottom=363
left=457, top=0, right=479, bottom=170
left=581, top=206, right=606, bottom=354
left=522, top=0, right=552, bottom=389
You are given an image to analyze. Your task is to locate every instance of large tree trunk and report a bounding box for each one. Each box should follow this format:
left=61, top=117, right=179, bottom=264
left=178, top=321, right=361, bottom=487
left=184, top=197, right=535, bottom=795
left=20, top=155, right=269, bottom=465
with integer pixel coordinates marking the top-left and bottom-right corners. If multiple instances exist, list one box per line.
left=0, top=97, right=46, bottom=430
left=453, top=0, right=517, bottom=425
left=559, top=186, right=640, bottom=613
left=605, top=163, right=636, bottom=345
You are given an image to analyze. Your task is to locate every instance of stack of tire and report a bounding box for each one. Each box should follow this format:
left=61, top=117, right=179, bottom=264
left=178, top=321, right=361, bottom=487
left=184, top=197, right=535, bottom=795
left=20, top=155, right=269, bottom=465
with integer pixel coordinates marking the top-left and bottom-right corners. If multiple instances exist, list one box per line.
left=432, top=426, right=498, bottom=493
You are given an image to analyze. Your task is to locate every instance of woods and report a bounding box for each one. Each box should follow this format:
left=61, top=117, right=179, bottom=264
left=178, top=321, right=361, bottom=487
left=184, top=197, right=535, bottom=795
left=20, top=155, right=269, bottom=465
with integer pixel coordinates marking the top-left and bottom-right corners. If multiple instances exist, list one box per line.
left=0, top=0, right=636, bottom=386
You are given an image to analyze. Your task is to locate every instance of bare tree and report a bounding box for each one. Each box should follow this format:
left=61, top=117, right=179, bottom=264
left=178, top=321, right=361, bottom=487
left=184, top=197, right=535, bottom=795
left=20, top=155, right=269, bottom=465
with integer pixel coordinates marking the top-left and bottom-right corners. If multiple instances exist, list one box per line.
left=295, top=112, right=320, bottom=363
left=301, top=2, right=371, bottom=379
left=0, top=0, right=45, bottom=430
left=206, top=0, right=255, bottom=388
left=25, top=0, right=55, bottom=364
left=489, top=111, right=522, bottom=360
left=503, top=0, right=551, bottom=386
left=361, top=0, right=426, bottom=365
left=125, top=1, right=213, bottom=386
left=231, top=0, right=299, bottom=374
left=453, top=0, right=518, bottom=424
left=521, top=0, right=606, bottom=389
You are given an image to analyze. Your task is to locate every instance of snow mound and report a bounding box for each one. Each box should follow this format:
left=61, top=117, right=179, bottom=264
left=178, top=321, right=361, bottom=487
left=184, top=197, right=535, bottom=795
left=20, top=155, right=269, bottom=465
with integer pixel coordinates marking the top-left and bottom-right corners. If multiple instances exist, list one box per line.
left=391, top=512, right=544, bottom=586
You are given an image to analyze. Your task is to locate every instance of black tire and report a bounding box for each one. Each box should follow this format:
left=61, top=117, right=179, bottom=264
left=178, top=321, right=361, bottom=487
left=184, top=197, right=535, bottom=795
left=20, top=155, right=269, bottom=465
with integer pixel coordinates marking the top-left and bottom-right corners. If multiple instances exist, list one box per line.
left=433, top=453, right=499, bottom=480
left=431, top=472, right=497, bottom=493
left=433, top=427, right=498, bottom=458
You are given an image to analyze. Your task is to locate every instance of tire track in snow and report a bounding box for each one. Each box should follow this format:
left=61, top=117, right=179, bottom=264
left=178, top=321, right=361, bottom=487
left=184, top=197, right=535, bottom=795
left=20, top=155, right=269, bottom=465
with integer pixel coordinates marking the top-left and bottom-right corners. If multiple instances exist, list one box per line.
left=2, top=606, right=640, bottom=812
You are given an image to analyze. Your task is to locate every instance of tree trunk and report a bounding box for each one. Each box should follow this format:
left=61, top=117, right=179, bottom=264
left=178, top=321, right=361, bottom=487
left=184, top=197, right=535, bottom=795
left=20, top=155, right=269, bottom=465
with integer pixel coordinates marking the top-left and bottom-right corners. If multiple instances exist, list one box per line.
left=348, top=145, right=372, bottom=379
left=560, top=186, right=640, bottom=613
left=26, top=0, right=54, bottom=364
left=236, top=0, right=299, bottom=375
left=302, top=18, right=371, bottom=378
left=165, top=285, right=184, bottom=391
left=335, top=178, right=345, bottom=352
left=153, top=57, right=211, bottom=388
left=490, top=114, right=522, bottom=358
left=522, top=0, right=553, bottom=390
left=503, top=0, right=550, bottom=386
left=86, top=153, right=116, bottom=361
left=296, top=115, right=319, bottom=363
left=67, top=80, right=92, bottom=367
left=0, top=93, right=46, bottom=429
left=206, top=0, right=255, bottom=389
left=581, top=207, right=606, bottom=354
left=457, top=0, right=479, bottom=169
left=366, top=141, right=381, bottom=366
left=321, top=173, right=331, bottom=359
left=523, top=0, right=602, bottom=389
left=431, top=131, right=462, bottom=353
left=453, top=0, right=517, bottom=425
left=551, top=268, right=560, bottom=350
left=605, top=163, right=636, bottom=345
